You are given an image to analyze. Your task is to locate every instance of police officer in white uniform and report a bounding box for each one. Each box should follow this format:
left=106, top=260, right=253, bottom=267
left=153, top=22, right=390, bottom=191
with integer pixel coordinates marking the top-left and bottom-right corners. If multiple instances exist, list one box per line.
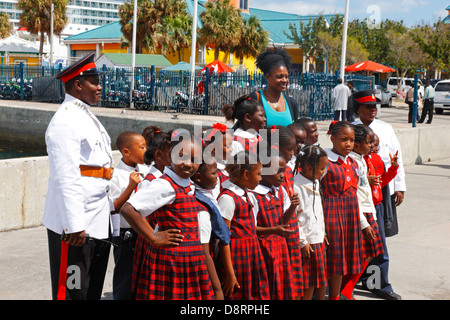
left=43, top=53, right=114, bottom=300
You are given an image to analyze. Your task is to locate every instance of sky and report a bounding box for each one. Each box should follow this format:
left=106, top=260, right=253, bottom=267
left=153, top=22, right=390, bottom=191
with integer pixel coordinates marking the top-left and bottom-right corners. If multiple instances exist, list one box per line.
left=250, top=0, right=449, bottom=27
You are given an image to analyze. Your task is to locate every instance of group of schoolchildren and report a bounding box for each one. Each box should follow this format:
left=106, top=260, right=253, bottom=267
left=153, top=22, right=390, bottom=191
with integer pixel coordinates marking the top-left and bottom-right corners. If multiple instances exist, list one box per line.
left=108, top=94, right=399, bottom=301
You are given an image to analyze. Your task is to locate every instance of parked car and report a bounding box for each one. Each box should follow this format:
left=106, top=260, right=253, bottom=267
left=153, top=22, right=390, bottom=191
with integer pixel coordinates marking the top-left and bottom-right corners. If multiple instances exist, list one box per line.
left=433, top=80, right=450, bottom=115
left=375, top=84, right=392, bottom=108
left=386, top=77, right=424, bottom=99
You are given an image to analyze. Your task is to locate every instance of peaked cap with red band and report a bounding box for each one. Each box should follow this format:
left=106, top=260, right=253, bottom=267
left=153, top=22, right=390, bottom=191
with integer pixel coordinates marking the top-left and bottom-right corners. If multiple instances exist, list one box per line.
left=352, top=89, right=381, bottom=106
left=56, top=53, right=103, bottom=83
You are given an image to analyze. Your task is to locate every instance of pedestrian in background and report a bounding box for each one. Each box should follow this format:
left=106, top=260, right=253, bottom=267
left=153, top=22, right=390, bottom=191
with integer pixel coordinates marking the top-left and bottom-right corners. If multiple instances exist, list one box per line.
left=332, top=78, right=352, bottom=121
left=346, top=81, right=358, bottom=122
left=418, top=80, right=435, bottom=124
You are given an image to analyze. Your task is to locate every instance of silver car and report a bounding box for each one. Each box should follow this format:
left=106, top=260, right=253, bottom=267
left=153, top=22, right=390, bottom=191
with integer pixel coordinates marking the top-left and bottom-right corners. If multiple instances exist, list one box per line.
left=375, top=85, right=392, bottom=108
left=434, top=80, right=450, bottom=115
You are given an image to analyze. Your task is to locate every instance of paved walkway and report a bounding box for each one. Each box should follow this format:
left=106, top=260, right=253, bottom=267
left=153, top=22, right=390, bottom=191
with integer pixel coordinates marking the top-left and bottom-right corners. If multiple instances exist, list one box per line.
left=1, top=156, right=449, bottom=300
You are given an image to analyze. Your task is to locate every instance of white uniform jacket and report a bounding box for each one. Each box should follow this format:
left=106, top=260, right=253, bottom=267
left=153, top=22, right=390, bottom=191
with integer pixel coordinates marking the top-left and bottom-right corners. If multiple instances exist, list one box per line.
left=353, top=119, right=406, bottom=194
left=43, top=94, right=114, bottom=239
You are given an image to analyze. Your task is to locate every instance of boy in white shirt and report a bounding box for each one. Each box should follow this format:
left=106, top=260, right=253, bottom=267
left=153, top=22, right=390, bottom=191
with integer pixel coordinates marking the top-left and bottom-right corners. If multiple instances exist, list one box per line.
left=109, top=131, right=148, bottom=300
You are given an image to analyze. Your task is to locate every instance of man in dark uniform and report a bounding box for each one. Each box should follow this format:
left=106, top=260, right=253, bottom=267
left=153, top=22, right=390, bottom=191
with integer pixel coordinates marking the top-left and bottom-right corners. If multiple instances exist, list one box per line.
left=44, top=53, right=114, bottom=300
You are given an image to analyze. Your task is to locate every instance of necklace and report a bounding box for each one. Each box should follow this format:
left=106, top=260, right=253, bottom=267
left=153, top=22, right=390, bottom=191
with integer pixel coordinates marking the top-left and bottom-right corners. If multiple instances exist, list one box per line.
left=265, top=90, right=281, bottom=110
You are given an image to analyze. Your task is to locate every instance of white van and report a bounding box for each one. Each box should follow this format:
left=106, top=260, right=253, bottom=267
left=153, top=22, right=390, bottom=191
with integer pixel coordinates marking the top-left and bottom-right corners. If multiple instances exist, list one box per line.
left=434, top=80, right=450, bottom=115
left=386, top=77, right=424, bottom=99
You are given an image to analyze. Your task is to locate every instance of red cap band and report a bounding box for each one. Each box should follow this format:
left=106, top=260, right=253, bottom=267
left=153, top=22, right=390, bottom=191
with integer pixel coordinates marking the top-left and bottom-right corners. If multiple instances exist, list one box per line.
left=60, top=62, right=97, bottom=83
left=355, top=95, right=377, bottom=104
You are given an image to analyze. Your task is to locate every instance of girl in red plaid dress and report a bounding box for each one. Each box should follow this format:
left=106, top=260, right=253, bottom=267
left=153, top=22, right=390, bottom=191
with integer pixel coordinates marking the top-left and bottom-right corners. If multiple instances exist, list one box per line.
left=222, top=94, right=266, bottom=156
left=203, top=123, right=233, bottom=190
left=217, top=150, right=270, bottom=300
left=271, top=125, right=304, bottom=299
left=293, top=145, right=329, bottom=300
left=253, top=152, right=300, bottom=299
left=342, top=124, right=384, bottom=299
left=120, top=134, right=214, bottom=300
left=321, top=121, right=365, bottom=300
left=131, top=128, right=172, bottom=298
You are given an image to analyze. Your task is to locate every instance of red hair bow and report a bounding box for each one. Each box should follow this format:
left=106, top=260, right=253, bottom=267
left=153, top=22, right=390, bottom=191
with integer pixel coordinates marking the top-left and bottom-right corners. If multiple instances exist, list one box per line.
left=212, top=123, right=228, bottom=133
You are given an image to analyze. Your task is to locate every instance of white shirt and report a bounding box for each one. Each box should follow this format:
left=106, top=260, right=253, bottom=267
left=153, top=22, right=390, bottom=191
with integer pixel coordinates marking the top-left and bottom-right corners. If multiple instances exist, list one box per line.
left=287, top=155, right=296, bottom=171
left=43, top=94, right=113, bottom=239
left=136, top=164, right=164, bottom=191
left=332, top=84, right=352, bottom=111
left=194, top=183, right=224, bottom=245
left=217, top=179, right=259, bottom=225
left=293, top=174, right=325, bottom=247
left=349, top=152, right=377, bottom=230
left=109, top=160, right=150, bottom=234
left=353, top=119, right=406, bottom=194
left=231, top=128, right=261, bottom=156
left=325, top=148, right=349, bottom=164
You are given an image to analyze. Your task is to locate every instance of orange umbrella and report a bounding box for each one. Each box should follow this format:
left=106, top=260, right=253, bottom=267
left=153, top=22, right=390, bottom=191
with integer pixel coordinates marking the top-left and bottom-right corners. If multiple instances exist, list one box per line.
left=345, top=60, right=395, bottom=73
left=200, top=60, right=234, bottom=74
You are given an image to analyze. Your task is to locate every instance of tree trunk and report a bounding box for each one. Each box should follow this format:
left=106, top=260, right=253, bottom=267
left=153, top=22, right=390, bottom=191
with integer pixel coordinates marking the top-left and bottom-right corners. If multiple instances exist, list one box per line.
left=39, top=32, right=45, bottom=65
left=214, top=48, right=219, bottom=61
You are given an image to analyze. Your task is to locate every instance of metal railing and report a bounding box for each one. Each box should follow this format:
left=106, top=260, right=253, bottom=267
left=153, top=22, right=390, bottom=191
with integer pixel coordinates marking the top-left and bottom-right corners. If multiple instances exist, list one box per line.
left=0, top=63, right=374, bottom=121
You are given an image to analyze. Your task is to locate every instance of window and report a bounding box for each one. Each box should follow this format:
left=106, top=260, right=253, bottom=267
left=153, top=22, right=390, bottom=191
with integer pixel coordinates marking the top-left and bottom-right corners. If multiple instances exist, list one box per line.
left=240, top=0, right=248, bottom=10
left=435, top=83, right=450, bottom=92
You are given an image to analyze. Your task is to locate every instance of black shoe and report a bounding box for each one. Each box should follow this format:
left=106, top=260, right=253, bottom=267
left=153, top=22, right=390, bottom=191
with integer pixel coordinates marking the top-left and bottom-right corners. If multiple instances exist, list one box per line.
left=426, top=122, right=431, bottom=124
left=417, top=121, right=424, bottom=123
left=371, top=289, right=402, bottom=300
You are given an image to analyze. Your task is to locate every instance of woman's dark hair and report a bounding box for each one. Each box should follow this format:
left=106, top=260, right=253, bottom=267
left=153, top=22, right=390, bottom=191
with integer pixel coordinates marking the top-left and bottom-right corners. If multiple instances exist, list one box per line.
left=255, top=46, right=292, bottom=75
left=222, top=94, right=261, bottom=127
left=353, top=124, right=370, bottom=144
left=294, top=145, right=327, bottom=216
left=143, top=127, right=171, bottom=165
left=225, top=150, right=259, bottom=180
left=327, top=120, right=354, bottom=137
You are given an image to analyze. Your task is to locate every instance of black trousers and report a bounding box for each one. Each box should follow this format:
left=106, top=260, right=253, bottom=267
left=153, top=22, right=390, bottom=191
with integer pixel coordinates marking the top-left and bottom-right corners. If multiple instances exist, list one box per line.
left=419, top=99, right=434, bottom=123
left=47, top=229, right=111, bottom=300
left=112, top=228, right=138, bottom=300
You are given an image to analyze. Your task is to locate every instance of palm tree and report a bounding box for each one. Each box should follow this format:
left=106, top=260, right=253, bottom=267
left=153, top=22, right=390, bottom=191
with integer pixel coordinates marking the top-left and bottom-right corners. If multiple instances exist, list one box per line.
left=119, top=0, right=153, bottom=54
left=232, top=15, right=269, bottom=66
left=119, top=0, right=187, bottom=54
left=199, top=0, right=241, bottom=61
left=0, top=13, right=12, bottom=39
left=18, top=0, right=68, bottom=62
left=154, top=12, right=192, bottom=62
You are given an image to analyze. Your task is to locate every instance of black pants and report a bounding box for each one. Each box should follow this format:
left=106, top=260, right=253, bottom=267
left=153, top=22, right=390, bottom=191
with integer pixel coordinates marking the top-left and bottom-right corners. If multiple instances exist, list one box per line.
left=407, top=102, right=419, bottom=123
left=418, top=99, right=434, bottom=123
left=47, top=229, right=111, bottom=300
left=112, top=228, right=138, bottom=300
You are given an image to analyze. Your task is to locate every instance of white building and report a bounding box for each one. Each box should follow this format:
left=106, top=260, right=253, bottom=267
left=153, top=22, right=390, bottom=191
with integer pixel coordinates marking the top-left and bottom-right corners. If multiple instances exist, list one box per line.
left=1, top=0, right=124, bottom=65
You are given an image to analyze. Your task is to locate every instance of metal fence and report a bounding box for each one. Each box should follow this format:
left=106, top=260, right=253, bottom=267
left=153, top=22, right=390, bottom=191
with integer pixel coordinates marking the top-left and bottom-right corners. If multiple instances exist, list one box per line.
left=1, top=63, right=374, bottom=121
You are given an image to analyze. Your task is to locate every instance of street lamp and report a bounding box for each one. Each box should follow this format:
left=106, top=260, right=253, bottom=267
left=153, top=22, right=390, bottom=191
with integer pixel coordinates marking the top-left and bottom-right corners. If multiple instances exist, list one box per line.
left=189, top=0, right=199, bottom=107
left=339, top=0, right=350, bottom=79
left=130, top=0, right=137, bottom=108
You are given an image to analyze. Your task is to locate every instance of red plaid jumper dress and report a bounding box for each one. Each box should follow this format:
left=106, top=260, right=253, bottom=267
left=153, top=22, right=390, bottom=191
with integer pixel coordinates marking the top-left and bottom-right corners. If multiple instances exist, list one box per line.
left=135, top=174, right=214, bottom=300
left=253, top=188, right=294, bottom=300
left=219, top=188, right=270, bottom=300
left=320, top=157, right=365, bottom=276
left=281, top=166, right=303, bottom=296
left=217, top=169, right=229, bottom=192
left=131, top=172, right=158, bottom=295
left=233, top=135, right=259, bottom=154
